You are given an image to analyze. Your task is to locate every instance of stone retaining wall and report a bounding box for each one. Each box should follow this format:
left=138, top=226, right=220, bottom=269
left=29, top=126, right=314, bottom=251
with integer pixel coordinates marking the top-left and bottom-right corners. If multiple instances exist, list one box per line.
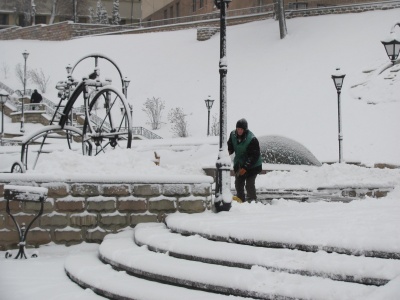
left=0, top=175, right=213, bottom=250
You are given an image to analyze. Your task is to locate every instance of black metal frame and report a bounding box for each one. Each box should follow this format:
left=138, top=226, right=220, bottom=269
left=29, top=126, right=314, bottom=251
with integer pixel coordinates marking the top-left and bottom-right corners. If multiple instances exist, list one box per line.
left=5, top=187, right=47, bottom=259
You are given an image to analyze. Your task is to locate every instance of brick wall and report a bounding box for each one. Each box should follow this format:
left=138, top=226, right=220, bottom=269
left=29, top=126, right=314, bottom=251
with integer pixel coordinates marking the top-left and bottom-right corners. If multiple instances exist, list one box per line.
left=0, top=175, right=213, bottom=250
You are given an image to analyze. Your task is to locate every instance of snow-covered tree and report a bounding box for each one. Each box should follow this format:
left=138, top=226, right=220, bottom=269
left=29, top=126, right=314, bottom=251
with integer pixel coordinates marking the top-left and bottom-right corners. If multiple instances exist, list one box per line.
left=88, top=7, right=96, bottom=23
left=168, top=107, right=189, bottom=137
left=142, top=97, right=165, bottom=130
left=96, top=0, right=109, bottom=24
left=112, top=0, right=121, bottom=25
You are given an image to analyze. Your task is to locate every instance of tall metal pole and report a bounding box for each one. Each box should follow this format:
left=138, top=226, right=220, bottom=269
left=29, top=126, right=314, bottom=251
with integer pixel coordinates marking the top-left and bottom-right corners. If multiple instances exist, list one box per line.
left=207, top=108, right=211, bottom=136
left=337, top=90, right=343, bottom=163
left=1, top=102, right=4, bottom=146
left=332, top=70, right=345, bottom=164
left=214, top=0, right=232, bottom=212
left=21, top=50, right=29, bottom=133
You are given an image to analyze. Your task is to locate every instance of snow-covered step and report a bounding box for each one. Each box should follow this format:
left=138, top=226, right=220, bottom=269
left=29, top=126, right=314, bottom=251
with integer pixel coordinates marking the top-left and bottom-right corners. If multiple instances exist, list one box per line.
left=165, top=206, right=400, bottom=260
left=97, top=229, right=377, bottom=300
left=134, top=223, right=400, bottom=286
left=65, top=252, right=247, bottom=300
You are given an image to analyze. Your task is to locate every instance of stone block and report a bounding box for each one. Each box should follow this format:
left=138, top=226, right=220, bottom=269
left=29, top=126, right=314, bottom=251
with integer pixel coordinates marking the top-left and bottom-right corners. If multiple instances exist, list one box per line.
left=163, top=184, right=190, bottom=196
left=102, top=184, right=131, bottom=197
left=374, top=190, right=388, bottom=198
left=23, top=200, right=54, bottom=213
left=130, top=214, right=158, bottom=225
left=134, top=184, right=161, bottom=197
left=86, top=227, right=112, bottom=243
left=87, top=197, right=116, bottom=212
left=54, top=227, right=83, bottom=244
left=148, top=197, right=176, bottom=213
left=26, top=228, right=51, bottom=246
left=117, top=197, right=147, bottom=212
left=42, top=183, right=69, bottom=198
left=56, top=196, right=85, bottom=212
left=41, top=212, right=68, bottom=227
left=0, top=229, right=19, bottom=243
left=7, top=213, right=40, bottom=229
left=341, top=190, right=357, bottom=197
left=0, top=199, right=22, bottom=213
left=178, top=199, right=206, bottom=213
left=71, top=183, right=100, bottom=197
left=192, top=183, right=212, bottom=196
left=100, top=213, right=127, bottom=228
left=70, top=213, right=98, bottom=227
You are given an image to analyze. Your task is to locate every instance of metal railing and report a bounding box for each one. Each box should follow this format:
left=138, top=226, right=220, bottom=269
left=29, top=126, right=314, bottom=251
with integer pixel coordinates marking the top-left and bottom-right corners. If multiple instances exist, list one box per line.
left=132, top=127, right=162, bottom=139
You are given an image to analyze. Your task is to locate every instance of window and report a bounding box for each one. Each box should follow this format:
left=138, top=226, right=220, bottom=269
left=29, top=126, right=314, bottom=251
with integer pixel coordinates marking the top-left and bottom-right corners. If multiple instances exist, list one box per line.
left=170, top=6, right=173, bottom=18
left=288, top=2, right=308, bottom=9
left=200, top=0, right=204, bottom=8
left=164, top=9, right=167, bottom=19
left=35, top=16, right=47, bottom=24
left=193, top=0, right=196, bottom=12
left=0, top=14, right=8, bottom=25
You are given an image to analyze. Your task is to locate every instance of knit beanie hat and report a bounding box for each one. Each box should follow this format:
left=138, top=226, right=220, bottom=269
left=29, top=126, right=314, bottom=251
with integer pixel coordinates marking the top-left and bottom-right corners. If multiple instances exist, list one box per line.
left=236, top=118, right=248, bottom=130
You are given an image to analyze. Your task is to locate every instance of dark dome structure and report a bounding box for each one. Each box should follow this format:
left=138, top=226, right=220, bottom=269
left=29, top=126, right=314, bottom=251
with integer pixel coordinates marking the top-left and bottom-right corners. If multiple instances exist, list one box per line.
left=258, top=135, right=321, bottom=166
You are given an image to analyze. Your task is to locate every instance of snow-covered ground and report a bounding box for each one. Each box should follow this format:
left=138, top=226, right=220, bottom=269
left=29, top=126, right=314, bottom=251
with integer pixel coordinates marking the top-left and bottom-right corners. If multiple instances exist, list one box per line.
left=0, top=7, right=400, bottom=300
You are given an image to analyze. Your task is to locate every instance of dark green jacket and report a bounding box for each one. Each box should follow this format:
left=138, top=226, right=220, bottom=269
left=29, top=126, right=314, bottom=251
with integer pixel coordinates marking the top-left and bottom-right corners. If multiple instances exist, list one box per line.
left=227, top=129, right=262, bottom=176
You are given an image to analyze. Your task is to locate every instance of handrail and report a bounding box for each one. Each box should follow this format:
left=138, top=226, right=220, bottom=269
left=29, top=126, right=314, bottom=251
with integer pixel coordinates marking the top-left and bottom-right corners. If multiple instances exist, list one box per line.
left=132, top=127, right=162, bottom=139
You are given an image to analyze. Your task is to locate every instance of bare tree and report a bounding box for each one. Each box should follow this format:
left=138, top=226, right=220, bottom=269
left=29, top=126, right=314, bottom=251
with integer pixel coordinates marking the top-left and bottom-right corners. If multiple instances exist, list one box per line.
left=210, top=113, right=220, bottom=136
left=15, top=63, right=30, bottom=88
left=48, top=0, right=90, bottom=24
left=168, top=107, right=189, bottom=138
left=13, top=0, right=31, bottom=27
left=29, top=68, right=50, bottom=93
left=142, top=97, right=165, bottom=130
left=1, top=62, right=10, bottom=79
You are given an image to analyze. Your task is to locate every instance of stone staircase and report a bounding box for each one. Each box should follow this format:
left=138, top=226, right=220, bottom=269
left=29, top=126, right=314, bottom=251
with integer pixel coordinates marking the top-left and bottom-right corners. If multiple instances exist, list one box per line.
left=64, top=222, right=400, bottom=300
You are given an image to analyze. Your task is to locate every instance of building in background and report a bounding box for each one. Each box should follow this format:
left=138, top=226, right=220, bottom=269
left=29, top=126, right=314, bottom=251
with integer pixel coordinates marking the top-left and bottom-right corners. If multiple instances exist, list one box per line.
left=0, top=0, right=142, bottom=27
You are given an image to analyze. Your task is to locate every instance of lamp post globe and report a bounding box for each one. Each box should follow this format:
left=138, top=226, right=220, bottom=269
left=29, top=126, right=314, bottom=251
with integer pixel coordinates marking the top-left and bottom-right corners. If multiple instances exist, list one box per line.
left=381, top=37, right=400, bottom=65
left=66, top=64, right=72, bottom=74
left=204, top=96, right=214, bottom=136
left=381, top=22, right=400, bottom=65
left=21, top=50, right=29, bottom=133
left=0, top=89, right=9, bottom=146
left=331, top=68, right=346, bottom=163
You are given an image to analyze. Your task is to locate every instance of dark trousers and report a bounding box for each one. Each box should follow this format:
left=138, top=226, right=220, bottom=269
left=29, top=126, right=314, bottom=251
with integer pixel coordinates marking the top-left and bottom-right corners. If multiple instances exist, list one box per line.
left=235, top=173, right=258, bottom=202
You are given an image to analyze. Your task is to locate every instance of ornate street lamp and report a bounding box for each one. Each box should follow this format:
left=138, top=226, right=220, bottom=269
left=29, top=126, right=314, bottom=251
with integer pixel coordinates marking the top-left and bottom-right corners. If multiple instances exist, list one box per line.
left=331, top=68, right=346, bottom=163
left=0, top=89, right=9, bottom=146
left=204, top=96, right=214, bottom=136
left=123, top=77, right=131, bottom=99
left=21, top=50, right=29, bottom=133
left=381, top=22, right=400, bottom=65
left=214, top=0, right=232, bottom=212
left=66, top=64, right=72, bottom=75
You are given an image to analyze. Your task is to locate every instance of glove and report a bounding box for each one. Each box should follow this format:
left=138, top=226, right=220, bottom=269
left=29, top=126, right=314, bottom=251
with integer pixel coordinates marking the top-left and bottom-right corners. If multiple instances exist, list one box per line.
left=239, top=168, right=247, bottom=176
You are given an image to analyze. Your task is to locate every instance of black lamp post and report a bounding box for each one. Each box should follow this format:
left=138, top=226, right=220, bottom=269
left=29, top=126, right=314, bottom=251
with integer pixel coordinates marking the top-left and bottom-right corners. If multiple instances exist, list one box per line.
left=21, top=50, right=29, bottom=133
left=331, top=68, right=346, bottom=163
left=0, top=89, right=9, bottom=146
left=204, top=96, right=214, bottom=136
left=214, top=0, right=232, bottom=213
left=381, top=22, right=400, bottom=65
